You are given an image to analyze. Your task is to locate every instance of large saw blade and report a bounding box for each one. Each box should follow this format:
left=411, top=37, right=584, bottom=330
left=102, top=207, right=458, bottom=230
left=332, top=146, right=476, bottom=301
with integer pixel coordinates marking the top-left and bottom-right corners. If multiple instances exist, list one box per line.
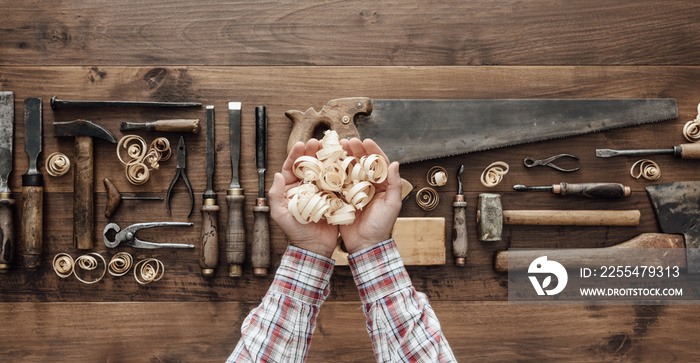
left=354, top=99, right=677, bottom=163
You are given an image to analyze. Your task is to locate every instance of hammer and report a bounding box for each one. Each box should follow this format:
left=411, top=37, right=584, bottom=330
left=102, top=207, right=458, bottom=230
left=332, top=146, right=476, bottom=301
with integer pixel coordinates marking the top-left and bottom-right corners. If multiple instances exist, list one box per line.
left=477, top=193, right=640, bottom=242
left=54, top=120, right=117, bottom=249
left=494, top=181, right=700, bottom=273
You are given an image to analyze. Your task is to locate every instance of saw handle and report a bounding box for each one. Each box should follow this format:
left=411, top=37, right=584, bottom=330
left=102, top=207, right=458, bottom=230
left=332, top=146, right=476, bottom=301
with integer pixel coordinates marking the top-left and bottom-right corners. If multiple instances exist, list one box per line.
left=285, top=97, right=372, bottom=153
left=200, top=199, right=219, bottom=277
left=225, top=191, right=246, bottom=277
left=0, top=194, right=15, bottom=272
left=554, top=182, right=631, bottom=199
left=21, top=179, right=43, bottom=270
left=251, top=198, right=270, bottom=276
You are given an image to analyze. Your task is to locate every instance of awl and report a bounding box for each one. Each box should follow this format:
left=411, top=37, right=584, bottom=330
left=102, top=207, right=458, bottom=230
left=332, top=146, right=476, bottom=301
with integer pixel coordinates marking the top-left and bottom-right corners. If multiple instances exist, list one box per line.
left=513, top=182, right=631, bottom=199
left=225, top=102, right=246, bottom=277
left=21, top=98, right=44, bottom=270
left=252, top=106, right=270, bottom=276
left=199, top=105, right=219, bottom=277
left=0, top=91, right=15, bottom=272
left=596, top=143, right=700, bottom=159
left=286, top=98, right=678, bottom=163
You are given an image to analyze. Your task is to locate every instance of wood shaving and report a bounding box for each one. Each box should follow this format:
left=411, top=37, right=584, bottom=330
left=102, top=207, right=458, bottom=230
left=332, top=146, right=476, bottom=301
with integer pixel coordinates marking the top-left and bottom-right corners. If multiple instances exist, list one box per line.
left=108, top=252, right=133, bottom=277
left=416, top=187, right=439, bottom=211
left=427, top=166, right=447, bottom=187
left=630, top=159, right=661, bottom=180
left=683, top=103, right=700, bottom=142
left=134, top=258, right=165, bottom=285
left=74, top=253, right=107, bottom=284
left=46, top=152, right=70, bottom=177
left=52, top=253, right=75, bottom=278
left=117, top=135, right=171, bottom=185
left=285, top=130, right=389, bottom=225
left=481, top=161, right=509, bottom=187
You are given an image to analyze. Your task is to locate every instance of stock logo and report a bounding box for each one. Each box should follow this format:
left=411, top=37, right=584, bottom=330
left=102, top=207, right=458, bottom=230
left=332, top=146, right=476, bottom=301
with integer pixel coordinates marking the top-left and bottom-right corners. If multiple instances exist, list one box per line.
left=528, top=256, right=568, bottom=296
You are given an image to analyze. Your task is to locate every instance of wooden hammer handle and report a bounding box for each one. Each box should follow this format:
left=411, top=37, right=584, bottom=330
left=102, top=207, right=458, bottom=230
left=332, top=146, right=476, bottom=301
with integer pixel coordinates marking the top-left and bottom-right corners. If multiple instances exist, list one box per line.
left=74, top=136, right=94, bottom=250
left=251, top=199, right=270, bottom=276
left=452, top=197, right=468, bottom=266
left=199, top=201, right=220, bottom=277
left=21, top=185, right=42, bottom=269
left=503, top=210, right=640, bottom=226
left=225, top=192, right=246, bottom=277
left=0, top=195, right=15, bottom=272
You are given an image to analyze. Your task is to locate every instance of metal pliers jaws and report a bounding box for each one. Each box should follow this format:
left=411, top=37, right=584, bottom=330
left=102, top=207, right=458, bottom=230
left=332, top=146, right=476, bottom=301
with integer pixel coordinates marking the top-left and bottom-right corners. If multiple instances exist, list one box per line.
left=166, top=136, right=195, bottom=216
left=103, top=222, right=195, bottom=249
left=523, top=153, right=580, bottom=173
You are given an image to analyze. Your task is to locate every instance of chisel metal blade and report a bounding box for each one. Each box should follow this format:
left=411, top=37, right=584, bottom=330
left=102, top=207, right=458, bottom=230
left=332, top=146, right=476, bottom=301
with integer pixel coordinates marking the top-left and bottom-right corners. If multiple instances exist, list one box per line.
left=0, top=92, right=14, bottom=194
left=24, top=98, right=42, bottom=175
left=228, top=102, right=241, bottom=190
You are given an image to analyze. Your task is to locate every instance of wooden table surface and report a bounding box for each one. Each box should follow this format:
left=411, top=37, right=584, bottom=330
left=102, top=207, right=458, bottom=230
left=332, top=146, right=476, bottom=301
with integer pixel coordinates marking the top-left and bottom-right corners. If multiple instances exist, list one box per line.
left=2, top=1, right=700, bottom=361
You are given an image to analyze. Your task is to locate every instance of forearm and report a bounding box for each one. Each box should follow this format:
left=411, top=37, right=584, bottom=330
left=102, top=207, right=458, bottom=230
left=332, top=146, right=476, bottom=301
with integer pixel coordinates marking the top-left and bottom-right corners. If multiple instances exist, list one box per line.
left=348, top=239, right=456, bottom=362
left=228, top=246, right=334, bottom=363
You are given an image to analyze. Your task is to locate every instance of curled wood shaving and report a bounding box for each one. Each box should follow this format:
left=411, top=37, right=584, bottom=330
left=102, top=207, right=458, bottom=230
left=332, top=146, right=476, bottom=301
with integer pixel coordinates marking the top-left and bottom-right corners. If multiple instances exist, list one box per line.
left=630, top=159, right=661, bottom=181
left=427, top=166, right=448, bottom=187
left=682, top=103, right=700, bottom=142
left=46, top=152, right=71, bottom=177
left=416, top=187, right=439, bottom=211
left=117, top=135, right=171, bottom=185
left=285, top=130, right=389, bottom=225
left=74, top=253, right=107, bottom=284
left=108, top=252, right=134, bottom=277
left=480, top=161, right=509, bottom=187
left=53, top=253, right=75, bottom=278
left=134, top=258, right=165, bottom=285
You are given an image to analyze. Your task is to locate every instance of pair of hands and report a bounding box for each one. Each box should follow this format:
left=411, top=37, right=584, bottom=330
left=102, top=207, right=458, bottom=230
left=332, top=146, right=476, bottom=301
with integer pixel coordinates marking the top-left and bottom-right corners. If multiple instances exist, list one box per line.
left=268, top=138, right=403, bottom=258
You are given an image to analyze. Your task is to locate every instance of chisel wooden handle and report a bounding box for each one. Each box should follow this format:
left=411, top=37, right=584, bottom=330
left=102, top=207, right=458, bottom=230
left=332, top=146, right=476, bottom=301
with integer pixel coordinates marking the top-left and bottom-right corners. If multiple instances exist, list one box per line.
left=494, top=233, right=685, bottom=273
left=199, top=199, right=219, bottom=277
left=74, top=135, right=94, bottom=250
left=225, top=191, right=245, bottom=277
left=251, top=198, right=270, bottom=276
left=21, top=183, right=43, bottom=269
left=554, top=182, right=631, bottom=198
left=503, top=210, right=640, bottom=226
left=0, top=193, right=15, bottom=272
left=452, top=196, right=468, bottom=266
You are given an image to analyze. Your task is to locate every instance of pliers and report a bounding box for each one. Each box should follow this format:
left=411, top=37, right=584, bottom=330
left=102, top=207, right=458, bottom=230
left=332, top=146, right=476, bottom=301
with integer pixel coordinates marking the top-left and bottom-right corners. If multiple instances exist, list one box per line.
left=167, top=136, right=195, bottom=216
left=523, top=153, right=580, bottom=173
left=103, top=222, right=195, bottom=249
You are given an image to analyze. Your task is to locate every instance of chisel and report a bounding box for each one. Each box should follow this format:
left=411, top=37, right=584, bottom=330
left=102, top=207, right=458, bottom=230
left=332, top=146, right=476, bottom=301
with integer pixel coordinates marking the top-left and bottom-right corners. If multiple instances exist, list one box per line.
left=596, top=144, right=700, bottom=159
left=199, top=105, right=219, bottom=277
left=252, top=106, right=270, bottom=276
left=225, top=102, right=246, bottom=277
left=0, top=92, right=15, bottom=272
left=513, top=182, right=631, bottom=199
left=21, top=98, right=44, bottom=270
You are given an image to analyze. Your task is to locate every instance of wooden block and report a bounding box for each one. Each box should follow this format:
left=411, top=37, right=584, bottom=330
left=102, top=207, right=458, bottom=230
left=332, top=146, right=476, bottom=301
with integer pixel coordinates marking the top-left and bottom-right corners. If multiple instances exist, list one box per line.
left=331, top=217, right=446, bottom=265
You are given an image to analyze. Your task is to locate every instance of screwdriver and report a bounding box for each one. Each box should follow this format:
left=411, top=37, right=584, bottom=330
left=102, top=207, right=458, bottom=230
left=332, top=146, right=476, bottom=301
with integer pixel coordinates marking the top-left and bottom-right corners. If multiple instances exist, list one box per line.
left=513, top=182, right=631, bottom=199
left=596, top=143, right=700, bottom=159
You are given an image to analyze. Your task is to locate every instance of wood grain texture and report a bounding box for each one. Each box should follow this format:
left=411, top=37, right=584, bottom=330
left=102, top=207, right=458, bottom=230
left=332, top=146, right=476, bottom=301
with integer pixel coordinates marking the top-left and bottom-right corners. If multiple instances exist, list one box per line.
left=0, top=1, right=699, bottom=66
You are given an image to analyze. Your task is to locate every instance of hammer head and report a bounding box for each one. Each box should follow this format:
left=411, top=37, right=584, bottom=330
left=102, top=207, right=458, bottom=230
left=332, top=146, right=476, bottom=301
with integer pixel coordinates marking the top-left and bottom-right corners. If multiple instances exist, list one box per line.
left=477, top=193, right=503, bottom=242
left=646, top=181, right=700, bottom=274
left=53, top=119, right=117, bottom=143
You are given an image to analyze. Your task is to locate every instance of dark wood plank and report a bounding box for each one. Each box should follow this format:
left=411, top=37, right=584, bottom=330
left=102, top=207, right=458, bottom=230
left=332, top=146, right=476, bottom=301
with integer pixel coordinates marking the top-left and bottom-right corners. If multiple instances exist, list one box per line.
left=1, top=301, right=698, bottom=362
left=0, top=1, right=699, bottom=66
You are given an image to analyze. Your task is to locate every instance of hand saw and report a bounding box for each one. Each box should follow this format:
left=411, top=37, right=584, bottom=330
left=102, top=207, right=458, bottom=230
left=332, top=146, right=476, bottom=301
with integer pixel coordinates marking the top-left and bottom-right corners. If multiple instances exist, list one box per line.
left=285, top=97, right=678, bottom=163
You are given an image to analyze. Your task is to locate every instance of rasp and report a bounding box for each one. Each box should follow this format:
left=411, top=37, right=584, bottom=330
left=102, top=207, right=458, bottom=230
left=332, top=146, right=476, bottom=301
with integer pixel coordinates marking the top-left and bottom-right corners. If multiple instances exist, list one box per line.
left=22, top=98, right=43, bottom=270
left=225, top=102, right=246, bottom=277
left=252, top=106, right=270, bottom=276
left=0, top=91, right=14, bottom=272
left=285, top=98, right=678, bottom=163
left=199, top=105, right=219, bottom=277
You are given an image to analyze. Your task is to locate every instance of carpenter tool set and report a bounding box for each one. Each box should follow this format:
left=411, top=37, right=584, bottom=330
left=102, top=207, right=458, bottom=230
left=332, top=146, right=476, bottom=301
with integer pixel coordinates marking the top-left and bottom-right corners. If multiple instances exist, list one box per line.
left=1, top=89, right=697, bottom=280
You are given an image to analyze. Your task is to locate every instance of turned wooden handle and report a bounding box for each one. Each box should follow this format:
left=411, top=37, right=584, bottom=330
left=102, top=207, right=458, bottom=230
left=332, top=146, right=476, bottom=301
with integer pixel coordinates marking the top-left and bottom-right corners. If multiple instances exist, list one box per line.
left=74, top=136, right=94, bottom=250
left=285, top=97, right=371, bottom=153
left=154, top=119, right=200, bottom=133
left=0, top=195, right=15, bottom=272
left=251, top=199, right=270, bottom=276
left=554, top=182, right=631, bottom=199
left=494, top=233, right=686, bottom=273
left=503, top=210, right=640, bottom=226
left=452, top=197, right=468, bottom=266
left=225, top=192, right=246, bottom=277
left=21, top=185, right=43, bottom=270
left=199, top=201, right=220, bottom=277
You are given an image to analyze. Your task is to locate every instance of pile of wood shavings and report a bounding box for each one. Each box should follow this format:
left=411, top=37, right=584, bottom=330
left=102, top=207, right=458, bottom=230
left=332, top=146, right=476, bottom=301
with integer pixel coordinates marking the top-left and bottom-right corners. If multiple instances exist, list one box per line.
left=286, top=131, right=388, bottom=225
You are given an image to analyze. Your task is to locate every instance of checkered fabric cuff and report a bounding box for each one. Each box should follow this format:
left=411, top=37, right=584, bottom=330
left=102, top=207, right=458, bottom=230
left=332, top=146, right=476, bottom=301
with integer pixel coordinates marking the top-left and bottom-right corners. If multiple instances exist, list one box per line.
left=269, top=245, right=335, bottom=307
left=348, top=238, right=412, bottom=305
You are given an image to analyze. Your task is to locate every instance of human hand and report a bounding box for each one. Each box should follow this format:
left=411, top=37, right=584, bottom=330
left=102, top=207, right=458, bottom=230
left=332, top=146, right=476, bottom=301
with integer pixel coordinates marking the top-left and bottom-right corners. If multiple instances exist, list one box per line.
left=268, top=140, right=339, bottom=258
left=338, top=138, right=402, bottom=254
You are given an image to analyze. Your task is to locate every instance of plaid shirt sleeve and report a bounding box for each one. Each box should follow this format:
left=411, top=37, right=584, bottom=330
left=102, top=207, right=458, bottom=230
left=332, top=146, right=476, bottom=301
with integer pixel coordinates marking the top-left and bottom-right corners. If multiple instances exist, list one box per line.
left=348, top=238, right=457, bottom=363
left=227, top=245, right=334, bottom=363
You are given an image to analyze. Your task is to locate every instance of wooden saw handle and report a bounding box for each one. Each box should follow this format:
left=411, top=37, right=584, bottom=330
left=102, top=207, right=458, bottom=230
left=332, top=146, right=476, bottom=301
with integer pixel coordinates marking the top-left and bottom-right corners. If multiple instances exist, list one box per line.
left=0, top=194, right=15, bottom=272
left=251, top=198, right=270, bottom=276
left=199, top=200, right=220, bottom=277
left=503, top=210, right=640, bottom=226
left=285, top=97, right=371, bottom=153
left=21, top=184, right=43, bottom=269
left=225, top=192, right=245, bottom=277
left=494, top=233, right=685, bottom=273
left=74, top=135, right=94, bottom=250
